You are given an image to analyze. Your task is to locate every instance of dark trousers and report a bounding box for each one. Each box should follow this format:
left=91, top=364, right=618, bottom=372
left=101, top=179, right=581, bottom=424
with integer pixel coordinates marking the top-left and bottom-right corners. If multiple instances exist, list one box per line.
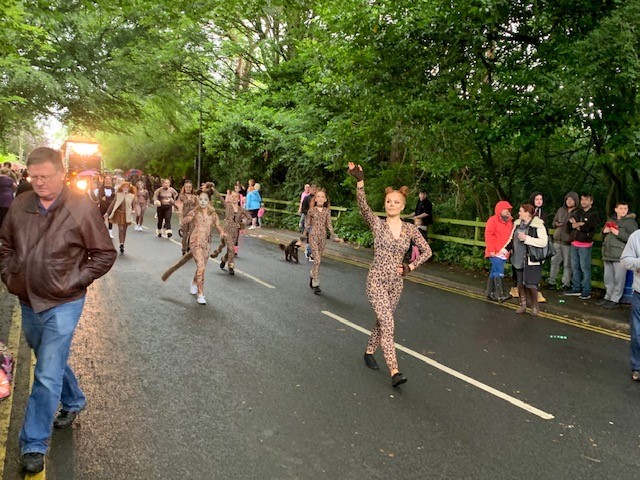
left=157, top=205, right=173, bottom=230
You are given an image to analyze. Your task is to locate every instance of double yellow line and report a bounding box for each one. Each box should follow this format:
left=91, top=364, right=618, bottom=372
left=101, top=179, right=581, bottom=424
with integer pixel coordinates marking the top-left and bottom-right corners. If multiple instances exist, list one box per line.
left=0, top=301, right=44, bottom=479
left=256, top=232, right=630, bottom=341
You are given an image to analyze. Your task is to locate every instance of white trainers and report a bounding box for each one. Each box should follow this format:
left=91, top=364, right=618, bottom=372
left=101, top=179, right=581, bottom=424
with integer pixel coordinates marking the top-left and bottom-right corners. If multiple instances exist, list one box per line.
left=197, top=295, right=206, bottom=305
left=190, top=283, right=198, bottom=295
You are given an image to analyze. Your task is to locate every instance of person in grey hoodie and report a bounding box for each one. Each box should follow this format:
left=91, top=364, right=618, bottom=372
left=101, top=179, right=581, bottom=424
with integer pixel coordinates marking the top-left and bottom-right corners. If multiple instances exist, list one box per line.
left=548, top=192, right=579, bottom=290
left=598, top=201, right=638, bottom=308
left=620, top=230, right=640, bottom=381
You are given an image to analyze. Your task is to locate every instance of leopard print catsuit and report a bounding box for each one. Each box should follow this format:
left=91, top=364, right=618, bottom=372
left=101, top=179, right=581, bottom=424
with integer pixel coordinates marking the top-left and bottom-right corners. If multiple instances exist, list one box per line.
left=220, top=202, right=252, bottom=268
left=305, top=207, right=335, bottom=287
left=178, top=193, right=197, bottom=253
left=357, top=186, right=432, bottom=372
left=180, top=207, right=223, bottom=293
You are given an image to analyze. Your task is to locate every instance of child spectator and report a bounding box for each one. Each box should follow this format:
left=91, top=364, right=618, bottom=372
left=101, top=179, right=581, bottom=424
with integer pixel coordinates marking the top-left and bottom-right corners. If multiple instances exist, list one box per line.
left=599, top=201, right=638, bottom=308
left=257, top=202, right=266, bottom=227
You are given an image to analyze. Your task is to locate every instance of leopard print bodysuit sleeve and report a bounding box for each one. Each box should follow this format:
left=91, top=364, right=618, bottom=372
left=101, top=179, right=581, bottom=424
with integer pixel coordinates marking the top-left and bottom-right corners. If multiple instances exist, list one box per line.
left=324, top=209, right=335, bottom=236
left=408, top=225, right=433, bottom=270
left=356, top=186, right=381, bottom=232
left=180, top=209, right=197, bottom=229
left=304, top=208, right=316, bottom=236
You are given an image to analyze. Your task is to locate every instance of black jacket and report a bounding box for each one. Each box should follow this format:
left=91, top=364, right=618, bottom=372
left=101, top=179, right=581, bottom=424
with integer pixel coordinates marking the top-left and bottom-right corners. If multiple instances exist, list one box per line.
left=569, top=207, right=600, bottom=243
left=414, top=198, right=433, bottom=225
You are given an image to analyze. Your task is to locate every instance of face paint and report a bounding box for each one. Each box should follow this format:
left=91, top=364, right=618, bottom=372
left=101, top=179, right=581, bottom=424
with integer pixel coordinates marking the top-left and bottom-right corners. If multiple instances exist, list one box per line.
left=198, top=194, right=210, bottom=209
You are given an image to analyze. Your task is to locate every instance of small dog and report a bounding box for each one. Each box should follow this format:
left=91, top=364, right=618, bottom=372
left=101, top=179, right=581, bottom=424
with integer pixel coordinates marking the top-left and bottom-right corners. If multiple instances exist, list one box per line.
left=279, top=239, right=302, bottom=263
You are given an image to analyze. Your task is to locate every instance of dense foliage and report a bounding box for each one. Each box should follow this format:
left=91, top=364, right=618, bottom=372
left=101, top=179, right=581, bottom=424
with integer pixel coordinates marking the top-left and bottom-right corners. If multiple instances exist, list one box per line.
left=2, top=0, right=639, bottom=222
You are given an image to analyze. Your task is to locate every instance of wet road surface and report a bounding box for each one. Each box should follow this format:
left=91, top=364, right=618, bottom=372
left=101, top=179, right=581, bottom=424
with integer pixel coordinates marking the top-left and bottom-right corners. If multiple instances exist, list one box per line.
left=2, top=220, right=640, bottom=479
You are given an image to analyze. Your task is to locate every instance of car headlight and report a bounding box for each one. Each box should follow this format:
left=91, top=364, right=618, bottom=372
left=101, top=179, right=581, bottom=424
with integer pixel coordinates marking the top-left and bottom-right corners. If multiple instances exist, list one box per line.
left=76, top=179, right=88, bottom=191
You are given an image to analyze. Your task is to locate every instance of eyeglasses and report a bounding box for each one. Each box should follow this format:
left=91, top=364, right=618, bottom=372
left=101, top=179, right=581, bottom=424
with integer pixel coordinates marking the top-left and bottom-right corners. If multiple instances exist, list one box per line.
left=29, top=172, right=60, bottom=183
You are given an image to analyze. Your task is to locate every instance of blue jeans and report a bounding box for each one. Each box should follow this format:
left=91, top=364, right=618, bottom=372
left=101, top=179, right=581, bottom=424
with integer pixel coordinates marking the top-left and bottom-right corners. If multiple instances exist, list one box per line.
left=630, top=292, right=640, bottom=371
left=570, top=246, right=592, bottom=295
left=488, top=257, right=507, bottom=278
left=19, top=297, right=86, bottom=454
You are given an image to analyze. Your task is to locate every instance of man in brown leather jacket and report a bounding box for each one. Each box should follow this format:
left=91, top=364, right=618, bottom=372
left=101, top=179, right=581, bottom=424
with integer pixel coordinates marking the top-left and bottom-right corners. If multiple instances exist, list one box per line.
left=0, top=147, right=116, bottom=473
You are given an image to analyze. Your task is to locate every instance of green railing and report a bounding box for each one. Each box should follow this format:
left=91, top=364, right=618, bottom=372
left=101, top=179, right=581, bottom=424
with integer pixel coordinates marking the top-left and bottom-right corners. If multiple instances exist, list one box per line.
left=239, top=197, right=606, bottom=289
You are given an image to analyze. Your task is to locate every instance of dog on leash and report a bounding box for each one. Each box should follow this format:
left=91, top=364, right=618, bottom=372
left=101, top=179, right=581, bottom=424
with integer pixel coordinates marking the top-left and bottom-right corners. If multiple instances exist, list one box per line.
left=279, top=239, right=303, bottom=263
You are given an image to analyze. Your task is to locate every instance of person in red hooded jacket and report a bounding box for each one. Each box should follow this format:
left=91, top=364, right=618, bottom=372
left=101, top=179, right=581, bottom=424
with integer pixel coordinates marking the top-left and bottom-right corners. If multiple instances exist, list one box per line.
left=484, top=200, right=514, bottom=301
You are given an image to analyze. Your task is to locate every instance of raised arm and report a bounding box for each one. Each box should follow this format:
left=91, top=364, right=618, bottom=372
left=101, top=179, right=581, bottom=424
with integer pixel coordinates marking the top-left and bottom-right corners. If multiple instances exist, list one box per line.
left=347, top=162, right=378, bottom=230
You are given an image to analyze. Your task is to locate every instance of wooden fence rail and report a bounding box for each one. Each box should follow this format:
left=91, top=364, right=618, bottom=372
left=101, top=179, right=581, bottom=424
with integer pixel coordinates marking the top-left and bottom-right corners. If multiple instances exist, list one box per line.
left=249, top=197, right=607, bottom=289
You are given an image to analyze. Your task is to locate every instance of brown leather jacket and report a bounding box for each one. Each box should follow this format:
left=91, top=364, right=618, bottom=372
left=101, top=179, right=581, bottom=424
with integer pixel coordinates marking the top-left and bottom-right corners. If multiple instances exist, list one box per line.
left=0, top=187, right=117, bottom=313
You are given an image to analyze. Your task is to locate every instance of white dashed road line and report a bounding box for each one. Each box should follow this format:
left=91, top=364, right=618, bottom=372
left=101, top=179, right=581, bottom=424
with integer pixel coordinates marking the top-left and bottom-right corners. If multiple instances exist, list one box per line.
left=322, top=310, right=555, bottom=421
left=167, top=237, right=275, bottom=289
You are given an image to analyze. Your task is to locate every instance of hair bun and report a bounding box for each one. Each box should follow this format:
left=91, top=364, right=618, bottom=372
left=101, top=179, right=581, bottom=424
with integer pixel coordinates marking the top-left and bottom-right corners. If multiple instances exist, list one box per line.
left=384, top=187, right=394, bottom=195
left=398, top=186, right=409, bottom=197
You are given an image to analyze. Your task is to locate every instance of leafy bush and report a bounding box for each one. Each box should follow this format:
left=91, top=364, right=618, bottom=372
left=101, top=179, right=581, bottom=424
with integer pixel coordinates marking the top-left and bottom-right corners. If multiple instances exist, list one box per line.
left=335, top=209, right=374, bottom=247
left=431, top=240, right=486, bottom=271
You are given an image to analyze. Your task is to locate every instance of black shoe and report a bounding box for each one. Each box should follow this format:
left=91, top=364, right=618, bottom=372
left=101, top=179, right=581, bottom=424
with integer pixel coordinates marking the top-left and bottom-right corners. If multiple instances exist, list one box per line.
left=309, top=277, right=313, bottom=289
left=543, top=283, right=556, bottom=290
left=220, top=260, right=226, bottom=270
left=119, top=244, right=124, bottom=254
left=563, top=289, right=581, bottom=296
left=312, top=285, right=321, bottom=294
left=157, top=233, right=162, bottom=238
left=167, top=232, right=172, bottom=238
left=602, top=300, right=619, bottom=309
left=228, top=267, right=234, bottom=275
left=54, top=409, right=80, bottom=429
left=391, top=373, right=407, bottom=387
left=596, top=299, right=608, bottom=307
left=364, top=353, right=379, bottom=370
left=22, top=453, right=44, bottom=473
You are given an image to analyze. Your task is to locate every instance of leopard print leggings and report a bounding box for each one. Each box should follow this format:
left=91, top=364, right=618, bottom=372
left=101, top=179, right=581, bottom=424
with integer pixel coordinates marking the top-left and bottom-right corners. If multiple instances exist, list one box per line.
left=221, top=229, right=240, bottom=267
left=365, top=274, right=403, bottom=371
left=309, top=233, right=326, bottom=287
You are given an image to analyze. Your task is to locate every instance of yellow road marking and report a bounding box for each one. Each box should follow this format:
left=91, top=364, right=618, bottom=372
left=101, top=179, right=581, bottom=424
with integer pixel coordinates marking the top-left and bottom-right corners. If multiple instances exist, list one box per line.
left=0, top=302, right=46, bottom=479
left=323, top=310, right=555, bottom=420
left=257, top=234, right=629, bottom=341
left=0, top=302, right=22, bottom=477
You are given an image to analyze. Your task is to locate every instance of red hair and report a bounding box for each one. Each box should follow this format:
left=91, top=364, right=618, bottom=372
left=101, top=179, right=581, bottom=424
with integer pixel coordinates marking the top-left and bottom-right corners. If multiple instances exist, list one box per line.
left=384, top=186, right=409, bottom=199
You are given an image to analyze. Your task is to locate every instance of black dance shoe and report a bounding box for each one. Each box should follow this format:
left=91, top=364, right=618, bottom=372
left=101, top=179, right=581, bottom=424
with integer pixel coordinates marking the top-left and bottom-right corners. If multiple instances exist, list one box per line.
left=391, top=373, right=407, bottom=387
left=364, top=353, right=379, bottom=370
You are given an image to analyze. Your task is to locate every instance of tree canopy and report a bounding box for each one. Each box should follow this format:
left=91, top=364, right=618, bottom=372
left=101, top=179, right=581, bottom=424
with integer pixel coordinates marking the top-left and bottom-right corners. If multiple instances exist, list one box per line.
left=2, top=0, right=639, bottom=217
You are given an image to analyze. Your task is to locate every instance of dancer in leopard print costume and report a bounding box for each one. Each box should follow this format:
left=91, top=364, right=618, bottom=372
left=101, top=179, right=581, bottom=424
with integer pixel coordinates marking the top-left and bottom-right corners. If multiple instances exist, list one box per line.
left=348, top=163, right=432, bottom=387
left=304, top=188, right=343, bottom=293
left=176, top=189, right=225, bottom=305
left=177, top=181, right=197, bottom=255
left=212, top=190, right=252, bottom=275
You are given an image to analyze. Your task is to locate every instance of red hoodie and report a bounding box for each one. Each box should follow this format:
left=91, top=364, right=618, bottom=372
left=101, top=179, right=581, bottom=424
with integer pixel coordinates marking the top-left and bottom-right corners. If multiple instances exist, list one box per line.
left=484, top=200, right=513, bottom=258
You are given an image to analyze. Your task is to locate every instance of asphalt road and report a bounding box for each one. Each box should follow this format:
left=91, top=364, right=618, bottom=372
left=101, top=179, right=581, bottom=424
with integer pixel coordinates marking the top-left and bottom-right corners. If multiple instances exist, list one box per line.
left=2, top=220, right=640, bottom=479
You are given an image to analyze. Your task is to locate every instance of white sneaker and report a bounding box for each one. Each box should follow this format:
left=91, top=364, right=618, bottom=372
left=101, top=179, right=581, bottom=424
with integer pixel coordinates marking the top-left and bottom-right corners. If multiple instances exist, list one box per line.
left=190, top=283, right=198, bottom=295
left=109, top=230, right=113, bottom=239
left=197, top=295, right=206, bottom=305
left=248, top=226, right=256, bottom=230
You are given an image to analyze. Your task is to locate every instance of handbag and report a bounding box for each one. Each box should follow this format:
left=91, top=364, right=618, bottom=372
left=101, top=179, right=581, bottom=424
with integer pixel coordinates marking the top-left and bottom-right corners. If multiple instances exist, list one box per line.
left=527, top=235, right=556, bottom=262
